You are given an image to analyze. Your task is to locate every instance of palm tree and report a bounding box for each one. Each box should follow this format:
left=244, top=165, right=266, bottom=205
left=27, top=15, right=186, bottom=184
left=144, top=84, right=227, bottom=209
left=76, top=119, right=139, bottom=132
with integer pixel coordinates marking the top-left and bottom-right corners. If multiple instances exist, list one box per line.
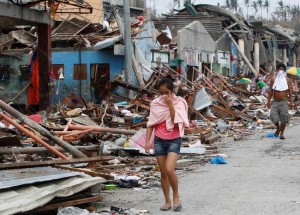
left=290, top=5, right=298, bottom=20
left=264, top=0, right=270, bottom=20
left=244, top=0, right=250, bottom=19
left=273, top=9, right=281, bottom=21
left=251, top=1, right=258, bottom=18
left=230, top=0, right=238, bottom=12
left=225, top=0, right=231, bottom=10
left=285, top=4, right=291, bottom=20
left=278, top=0, right=284, bottom=20
left=257, top=0, right=263, bottom=20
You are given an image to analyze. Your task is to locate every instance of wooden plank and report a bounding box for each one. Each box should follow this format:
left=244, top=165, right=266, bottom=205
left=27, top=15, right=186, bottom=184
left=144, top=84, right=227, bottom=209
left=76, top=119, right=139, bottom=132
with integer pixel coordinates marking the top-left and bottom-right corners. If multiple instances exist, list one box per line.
left=55, top=165, right=114, bottom=180
left=0, top=145, right=97, bottom=154
left=213, top=104, right=238, bottom=118
left=32, top=196, right=103, bottom=212
left=110, top=80, right=158, bottom=95
left=129, top=121, right=147, bottom=129
left=0, top=156, right=114, bottom=170
left=131, top=100, right=150, bottom=111
left=204, top=134, right=220, bottom=144
left=189, top=106, right=208, bottom=121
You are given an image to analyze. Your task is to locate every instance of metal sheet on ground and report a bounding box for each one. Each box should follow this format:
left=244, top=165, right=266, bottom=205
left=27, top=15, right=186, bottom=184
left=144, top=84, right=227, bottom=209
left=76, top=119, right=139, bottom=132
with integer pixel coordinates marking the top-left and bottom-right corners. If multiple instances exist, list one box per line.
left=0, top=175, right=106, bottom=215
left=0, top=166, right=83, bottom=190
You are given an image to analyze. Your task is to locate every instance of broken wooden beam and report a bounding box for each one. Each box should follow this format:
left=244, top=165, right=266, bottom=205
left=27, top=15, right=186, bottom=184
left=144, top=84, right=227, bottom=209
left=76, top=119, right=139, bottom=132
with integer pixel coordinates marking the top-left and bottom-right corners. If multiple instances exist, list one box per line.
left=55, top=165, right=114, bottom=180
left=189, top=106, right=208, bottom=121
left=68, top=124, right=136, bottom=135
left=213, top=104, right=238, bottom=118
left=204, top=134, right=220, bottom=144
left=0, top=145, right=98, bottom=155
left=110, top=80, right=158, bottom=95
left=0, top=100, right=87, bottom=158
left=0, top=156, right=114, bottom=170
left=62, top=128, right=93, bottom=138
left=0, top=112, right=68, bottom=159
left=32, top=196, right=103, bottom=213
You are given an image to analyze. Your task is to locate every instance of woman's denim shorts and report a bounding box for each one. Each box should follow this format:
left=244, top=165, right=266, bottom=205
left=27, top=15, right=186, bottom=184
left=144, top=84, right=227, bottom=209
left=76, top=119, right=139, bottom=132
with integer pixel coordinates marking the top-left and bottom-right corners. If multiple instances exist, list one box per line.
left=154, top=136, right=182, bottom=156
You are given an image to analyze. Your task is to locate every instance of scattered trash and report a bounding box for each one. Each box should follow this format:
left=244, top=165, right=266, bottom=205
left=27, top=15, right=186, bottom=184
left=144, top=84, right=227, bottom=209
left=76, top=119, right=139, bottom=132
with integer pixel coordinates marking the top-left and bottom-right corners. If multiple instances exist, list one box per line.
left=57, top=207, right=93, bottom=215
left=265, top=132, right=279, bottom=139
left=210, top=156, right=228, bottom=164
left=105, top=184, right=117, bottom=190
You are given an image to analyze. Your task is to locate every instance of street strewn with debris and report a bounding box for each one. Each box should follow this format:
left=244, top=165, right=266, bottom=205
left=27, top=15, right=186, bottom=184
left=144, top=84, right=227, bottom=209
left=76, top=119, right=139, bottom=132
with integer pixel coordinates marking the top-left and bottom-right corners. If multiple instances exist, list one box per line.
left=0, top=0, right=300, bottom=214
left=98, top=120, right=300, bottom=215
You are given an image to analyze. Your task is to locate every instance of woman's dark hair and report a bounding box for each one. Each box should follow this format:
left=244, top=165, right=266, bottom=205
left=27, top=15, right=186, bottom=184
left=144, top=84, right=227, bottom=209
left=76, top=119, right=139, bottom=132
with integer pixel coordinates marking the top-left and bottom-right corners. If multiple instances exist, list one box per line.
left=157, top=76, right=174, bottom=91
left=276, top=63, right=286, bottom=71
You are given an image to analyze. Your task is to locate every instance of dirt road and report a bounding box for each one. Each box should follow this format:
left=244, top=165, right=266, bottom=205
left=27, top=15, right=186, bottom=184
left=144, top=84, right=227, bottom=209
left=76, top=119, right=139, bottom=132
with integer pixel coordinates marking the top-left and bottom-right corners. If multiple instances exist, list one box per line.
left=99, top=122, right=300, bottom=215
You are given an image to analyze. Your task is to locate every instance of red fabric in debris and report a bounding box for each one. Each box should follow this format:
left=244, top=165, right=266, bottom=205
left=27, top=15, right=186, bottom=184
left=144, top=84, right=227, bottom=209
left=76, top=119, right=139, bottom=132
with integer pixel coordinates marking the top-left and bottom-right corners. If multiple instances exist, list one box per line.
left=177, top=64, right=182, bottom=74
left=137, top=16, right=144, bottom=26
left=28, top=114, right=43, bottom=124
left=28, top=52, right=40, bottom=106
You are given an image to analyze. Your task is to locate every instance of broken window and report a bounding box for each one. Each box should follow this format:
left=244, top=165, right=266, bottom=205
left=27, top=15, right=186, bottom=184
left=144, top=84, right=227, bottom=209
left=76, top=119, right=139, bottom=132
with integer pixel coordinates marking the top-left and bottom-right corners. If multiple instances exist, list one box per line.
left=0, top=65, right=10, bottom=83
left=74, top=64, right=87, bottom=80
left=19, top=65, right=30, bottom=81
left=151, top=50, right=170, bottom=64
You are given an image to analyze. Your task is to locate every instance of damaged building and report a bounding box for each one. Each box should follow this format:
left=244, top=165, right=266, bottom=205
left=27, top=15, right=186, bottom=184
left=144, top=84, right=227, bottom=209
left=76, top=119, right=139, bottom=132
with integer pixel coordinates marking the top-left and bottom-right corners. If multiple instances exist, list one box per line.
left=154, top=4, right=300, bottom=81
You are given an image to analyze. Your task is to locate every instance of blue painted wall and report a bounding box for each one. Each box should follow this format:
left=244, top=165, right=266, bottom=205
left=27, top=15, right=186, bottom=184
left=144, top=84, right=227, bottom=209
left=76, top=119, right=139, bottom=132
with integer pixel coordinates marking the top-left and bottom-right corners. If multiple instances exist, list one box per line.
left=52, top=49, right=124, bottom=104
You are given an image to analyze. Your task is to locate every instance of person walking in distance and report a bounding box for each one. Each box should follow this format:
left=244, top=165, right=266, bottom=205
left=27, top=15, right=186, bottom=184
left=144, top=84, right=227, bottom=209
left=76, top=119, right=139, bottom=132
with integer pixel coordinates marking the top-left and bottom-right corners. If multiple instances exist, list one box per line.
left=267, top=63, right=293, bottom=139
left=145, top=77, right=189, bottom=212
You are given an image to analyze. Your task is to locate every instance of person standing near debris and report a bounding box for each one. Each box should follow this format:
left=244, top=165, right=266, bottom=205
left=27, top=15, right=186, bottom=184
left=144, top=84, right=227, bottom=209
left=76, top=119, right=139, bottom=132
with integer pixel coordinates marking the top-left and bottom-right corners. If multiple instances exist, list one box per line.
left=145, top=77, right=189, bottom=212
left=255, top=78, right=270, bottom=97
left=267, top=63, right=293, bottom=139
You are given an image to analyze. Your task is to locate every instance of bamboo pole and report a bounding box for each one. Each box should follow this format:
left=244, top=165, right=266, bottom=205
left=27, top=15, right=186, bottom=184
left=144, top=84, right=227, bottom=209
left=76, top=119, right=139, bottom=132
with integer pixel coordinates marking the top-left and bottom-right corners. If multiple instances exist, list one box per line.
left=0, top=112, right=68, bottom=159
left=0, top=100, right=87, bottom=158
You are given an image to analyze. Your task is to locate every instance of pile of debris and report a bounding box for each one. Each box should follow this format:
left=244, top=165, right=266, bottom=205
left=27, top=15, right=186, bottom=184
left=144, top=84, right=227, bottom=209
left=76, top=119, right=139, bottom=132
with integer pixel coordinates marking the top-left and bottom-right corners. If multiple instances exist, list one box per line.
left=0, top=56, right=280, bottom=214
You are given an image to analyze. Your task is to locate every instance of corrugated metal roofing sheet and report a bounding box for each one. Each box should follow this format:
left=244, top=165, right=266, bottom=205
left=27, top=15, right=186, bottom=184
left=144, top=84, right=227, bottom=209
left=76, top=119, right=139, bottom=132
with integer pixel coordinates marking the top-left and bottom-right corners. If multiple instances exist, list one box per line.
left=193, top=88, right=212, bottom=111
left=177, top=21, right=216, bottom=59
left=155, top=15, right=223, bottom=36
left=0, top=174, right=106, bottom=215
left=0, top=166, right=83, bottom=190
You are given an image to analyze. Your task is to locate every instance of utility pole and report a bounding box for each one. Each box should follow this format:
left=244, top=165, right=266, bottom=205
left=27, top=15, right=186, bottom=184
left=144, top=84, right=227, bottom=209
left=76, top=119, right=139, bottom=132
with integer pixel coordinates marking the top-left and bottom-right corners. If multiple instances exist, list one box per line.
left=123, top=0, right=133, bottom=95
left=153, top=0, right=156, bottom=17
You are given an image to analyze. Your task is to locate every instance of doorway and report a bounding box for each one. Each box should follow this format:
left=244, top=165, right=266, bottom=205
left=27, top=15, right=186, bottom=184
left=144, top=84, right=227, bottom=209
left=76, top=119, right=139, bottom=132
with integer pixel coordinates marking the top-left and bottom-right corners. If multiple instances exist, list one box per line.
left=186, top=66, right=198, bottom=87
left=201, top=63, right=211, bottom=77
left=90, top=64, right=110, bottom=103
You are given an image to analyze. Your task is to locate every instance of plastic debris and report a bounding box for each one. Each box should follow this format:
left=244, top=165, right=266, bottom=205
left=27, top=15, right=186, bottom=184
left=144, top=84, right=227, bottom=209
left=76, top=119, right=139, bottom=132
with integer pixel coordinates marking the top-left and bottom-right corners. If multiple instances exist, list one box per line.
left=265, top=132, right=279, bottom=138
left=210, top=156, right=228, bottom=164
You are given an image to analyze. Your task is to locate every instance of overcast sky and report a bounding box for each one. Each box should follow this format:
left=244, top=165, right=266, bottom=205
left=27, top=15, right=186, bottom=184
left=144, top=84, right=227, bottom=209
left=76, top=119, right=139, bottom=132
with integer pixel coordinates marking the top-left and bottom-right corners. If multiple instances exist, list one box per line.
left=146, top=0, right=299, bottom=17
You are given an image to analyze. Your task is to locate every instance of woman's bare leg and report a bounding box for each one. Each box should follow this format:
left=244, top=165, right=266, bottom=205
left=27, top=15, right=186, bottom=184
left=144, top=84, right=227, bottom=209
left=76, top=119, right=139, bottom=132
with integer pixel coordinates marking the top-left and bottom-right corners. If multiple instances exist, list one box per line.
left=157, top=156, right=171, bottom=209
left=165, top=152, right=180, bottom=207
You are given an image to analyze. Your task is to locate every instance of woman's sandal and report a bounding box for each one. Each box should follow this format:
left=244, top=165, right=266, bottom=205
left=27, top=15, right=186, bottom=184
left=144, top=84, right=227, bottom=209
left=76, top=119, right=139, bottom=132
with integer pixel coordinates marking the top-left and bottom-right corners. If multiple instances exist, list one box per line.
left=280, top=136, right=285, bottom=140
left=173, top=203, right=182, bottom=212
left=160, top=205, right=171, bottom=211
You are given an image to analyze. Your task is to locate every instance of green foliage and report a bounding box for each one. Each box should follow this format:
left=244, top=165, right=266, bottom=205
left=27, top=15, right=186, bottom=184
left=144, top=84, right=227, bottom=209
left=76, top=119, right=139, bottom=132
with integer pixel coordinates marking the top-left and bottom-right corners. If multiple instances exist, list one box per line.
left=251, top=1, right=258, bottom=12
left=222, top=0, right=300, bottom=24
